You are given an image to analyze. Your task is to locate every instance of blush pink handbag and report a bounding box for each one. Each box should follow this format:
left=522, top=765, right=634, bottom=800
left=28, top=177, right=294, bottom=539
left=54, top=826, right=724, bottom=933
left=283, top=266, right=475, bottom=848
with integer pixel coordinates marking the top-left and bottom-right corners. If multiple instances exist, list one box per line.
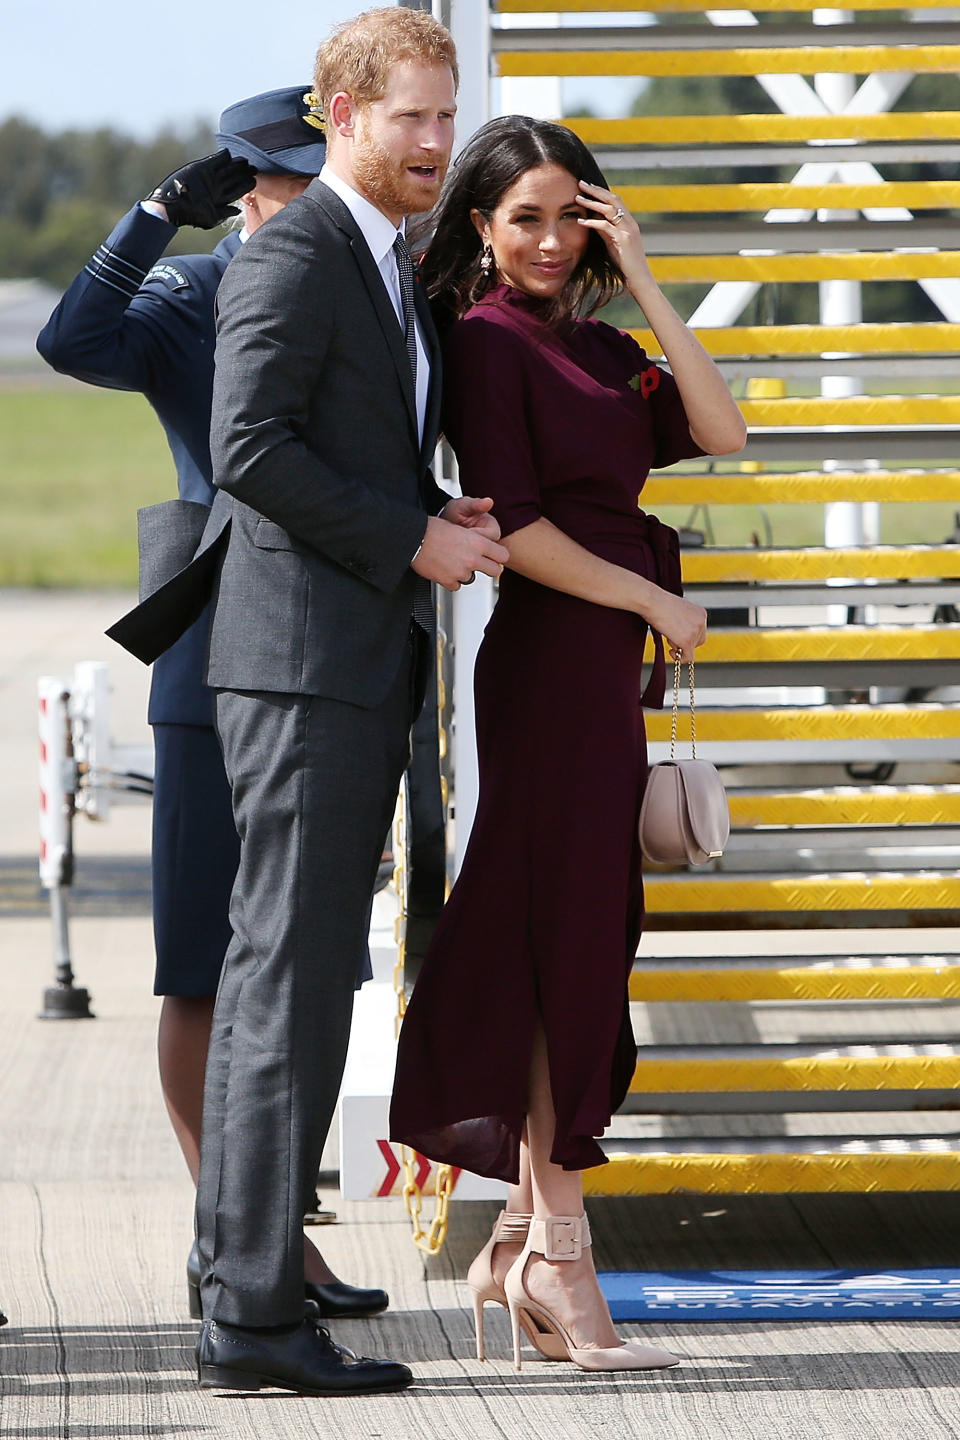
left=638, top=655, right=730, bottom=868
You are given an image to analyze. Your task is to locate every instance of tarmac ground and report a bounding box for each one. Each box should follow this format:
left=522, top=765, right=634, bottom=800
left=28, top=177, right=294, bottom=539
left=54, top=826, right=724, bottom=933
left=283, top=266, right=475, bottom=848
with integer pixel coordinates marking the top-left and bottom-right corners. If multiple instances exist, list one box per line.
left=2, top=590, right=959, bottom=1440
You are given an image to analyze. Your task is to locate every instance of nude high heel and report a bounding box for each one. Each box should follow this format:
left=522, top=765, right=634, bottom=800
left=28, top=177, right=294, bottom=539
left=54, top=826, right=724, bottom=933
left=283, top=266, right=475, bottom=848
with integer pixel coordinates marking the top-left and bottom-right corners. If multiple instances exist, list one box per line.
left=503, top=1214, right=682, bottom=1373
left=466, top=1211, right=567, bottom=1362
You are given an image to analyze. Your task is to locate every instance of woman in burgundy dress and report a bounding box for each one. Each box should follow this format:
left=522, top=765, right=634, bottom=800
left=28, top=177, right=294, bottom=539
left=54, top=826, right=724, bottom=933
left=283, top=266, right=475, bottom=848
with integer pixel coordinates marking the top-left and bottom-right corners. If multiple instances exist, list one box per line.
left=390, top=117, right=746, bottom=1371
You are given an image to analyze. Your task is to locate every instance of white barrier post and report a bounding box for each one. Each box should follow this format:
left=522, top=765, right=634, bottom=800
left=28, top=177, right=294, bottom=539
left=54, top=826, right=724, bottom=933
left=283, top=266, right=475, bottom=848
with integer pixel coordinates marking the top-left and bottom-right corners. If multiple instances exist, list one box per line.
left=37, top=676, right=93, bottom=1019
left=70, top=661, right=114, bottom=821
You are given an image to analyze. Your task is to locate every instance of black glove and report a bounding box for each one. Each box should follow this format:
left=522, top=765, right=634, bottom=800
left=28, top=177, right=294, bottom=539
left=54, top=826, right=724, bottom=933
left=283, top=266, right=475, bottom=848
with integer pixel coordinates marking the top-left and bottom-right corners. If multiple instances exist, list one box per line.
left=145, top=149, right=257, bottom=229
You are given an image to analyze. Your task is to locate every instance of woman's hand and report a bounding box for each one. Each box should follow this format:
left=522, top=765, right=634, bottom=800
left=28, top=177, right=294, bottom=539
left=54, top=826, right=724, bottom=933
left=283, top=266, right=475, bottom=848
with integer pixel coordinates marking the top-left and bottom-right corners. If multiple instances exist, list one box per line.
left=642, top=588, right=707, bottom=660
left=576, top=180, right=650, bottom=285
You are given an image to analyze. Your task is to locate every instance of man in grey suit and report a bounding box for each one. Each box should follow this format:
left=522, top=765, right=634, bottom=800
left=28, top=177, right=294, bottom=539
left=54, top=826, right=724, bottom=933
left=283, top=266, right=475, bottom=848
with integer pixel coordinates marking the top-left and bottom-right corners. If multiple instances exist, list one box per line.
left=193, top=9, right=508, bottom=1398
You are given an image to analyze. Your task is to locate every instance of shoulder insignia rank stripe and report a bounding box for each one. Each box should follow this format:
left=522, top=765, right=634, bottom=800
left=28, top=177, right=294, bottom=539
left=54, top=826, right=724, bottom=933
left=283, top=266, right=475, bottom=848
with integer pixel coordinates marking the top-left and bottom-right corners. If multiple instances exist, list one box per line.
left=145, top=264, right=190, bottom=291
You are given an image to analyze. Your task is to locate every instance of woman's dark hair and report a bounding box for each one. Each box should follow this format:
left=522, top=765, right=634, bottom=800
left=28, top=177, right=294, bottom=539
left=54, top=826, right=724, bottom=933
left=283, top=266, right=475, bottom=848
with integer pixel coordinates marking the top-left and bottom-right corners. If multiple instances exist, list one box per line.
left=412, top=114, right=624, bottom=331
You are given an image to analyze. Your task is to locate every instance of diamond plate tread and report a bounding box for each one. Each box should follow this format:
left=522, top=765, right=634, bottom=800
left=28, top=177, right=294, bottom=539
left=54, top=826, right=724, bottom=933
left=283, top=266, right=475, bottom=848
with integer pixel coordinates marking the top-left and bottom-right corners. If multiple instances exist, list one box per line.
left=726, top=787, right=960, bottom=828
left=496, top=47, right=960, bottom=78
left=566, top=112, right=960, bottom=141
left=739, top=396, right=960, bottom=427
left=680, top=545, right=960, bottom=582
left=643, top=470, right=960, bottom=505
left=629, top=962, right=960, bottom=1003
left=583, top=1150, right=960, bottom=1196
left=644, top=871, right=960, bottom=913
left=629, top=1045, right=960, bottom=1094
left=631, top=322, right=960, bottom=357
left=645, top=706, right=960, bottom=744
left=642, top=624, right=960, bottom=665
left=504, top=0, right=955, bottom=11
left=651, top=253, right=960, bottom=284
left=617, top=180, right=960, bottom=212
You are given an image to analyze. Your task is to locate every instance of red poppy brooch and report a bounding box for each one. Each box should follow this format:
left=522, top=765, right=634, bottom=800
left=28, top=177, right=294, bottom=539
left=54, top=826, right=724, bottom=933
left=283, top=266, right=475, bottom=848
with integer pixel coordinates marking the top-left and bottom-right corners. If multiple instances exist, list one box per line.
left=628, top=364, right=660, bottom=399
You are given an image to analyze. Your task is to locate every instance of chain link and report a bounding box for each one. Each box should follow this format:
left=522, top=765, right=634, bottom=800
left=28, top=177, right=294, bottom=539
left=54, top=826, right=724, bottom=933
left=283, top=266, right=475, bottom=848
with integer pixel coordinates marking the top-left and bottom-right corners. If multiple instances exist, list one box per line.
left=400, top=1146, right=455, bottom=1257
left=393, top=622, right=454, bottom=1255
left=688, top=655, right=697, bottom=758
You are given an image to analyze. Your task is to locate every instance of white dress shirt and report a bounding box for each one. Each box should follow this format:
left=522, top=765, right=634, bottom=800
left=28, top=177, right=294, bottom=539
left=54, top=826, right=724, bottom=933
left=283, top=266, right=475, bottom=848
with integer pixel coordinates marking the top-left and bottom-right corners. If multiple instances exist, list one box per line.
left=319, top=164, right=429, bottom=444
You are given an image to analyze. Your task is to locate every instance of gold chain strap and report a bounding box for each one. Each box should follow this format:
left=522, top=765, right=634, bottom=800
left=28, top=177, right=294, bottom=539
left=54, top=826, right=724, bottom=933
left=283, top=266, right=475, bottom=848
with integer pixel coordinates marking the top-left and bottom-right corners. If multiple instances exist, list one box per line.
left=393, top=622, right=454, bottom=1256
left=670, top=652, right=697, bottom=761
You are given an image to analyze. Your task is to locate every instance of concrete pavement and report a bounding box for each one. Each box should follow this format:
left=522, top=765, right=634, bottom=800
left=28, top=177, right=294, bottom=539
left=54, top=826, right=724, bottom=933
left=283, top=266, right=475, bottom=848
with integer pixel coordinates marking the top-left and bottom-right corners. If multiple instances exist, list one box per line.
left=2, top=589, right=959, bottom=1440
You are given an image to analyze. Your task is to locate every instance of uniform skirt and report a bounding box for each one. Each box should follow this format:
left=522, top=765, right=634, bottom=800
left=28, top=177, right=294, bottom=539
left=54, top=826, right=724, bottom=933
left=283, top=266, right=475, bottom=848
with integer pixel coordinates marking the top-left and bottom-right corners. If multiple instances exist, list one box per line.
left=151, top=722, right=239, bottom=997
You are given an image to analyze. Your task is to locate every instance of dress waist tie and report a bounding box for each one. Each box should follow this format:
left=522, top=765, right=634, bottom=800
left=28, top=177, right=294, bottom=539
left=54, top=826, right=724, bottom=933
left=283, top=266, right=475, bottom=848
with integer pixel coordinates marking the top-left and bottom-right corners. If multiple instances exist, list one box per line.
left=636, top=512, right=682, bottom=711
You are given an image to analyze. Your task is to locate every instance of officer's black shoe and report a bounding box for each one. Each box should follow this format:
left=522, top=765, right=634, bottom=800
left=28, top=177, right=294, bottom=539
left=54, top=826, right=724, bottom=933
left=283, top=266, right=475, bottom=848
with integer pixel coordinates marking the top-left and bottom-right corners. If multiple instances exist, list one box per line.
left=187, top=1244, right=389, bottom=1320
left=305, top=1279, right=390, bottom=1319
left=0, top=1309, right=7, bottom=1327
left=195, top=1317, right=413, bottom=1396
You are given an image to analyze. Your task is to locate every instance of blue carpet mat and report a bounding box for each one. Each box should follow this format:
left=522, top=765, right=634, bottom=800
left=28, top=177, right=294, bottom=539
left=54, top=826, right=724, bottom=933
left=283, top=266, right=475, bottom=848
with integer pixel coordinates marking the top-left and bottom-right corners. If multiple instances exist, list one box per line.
left=599, top=1269, right=960, bottom=1321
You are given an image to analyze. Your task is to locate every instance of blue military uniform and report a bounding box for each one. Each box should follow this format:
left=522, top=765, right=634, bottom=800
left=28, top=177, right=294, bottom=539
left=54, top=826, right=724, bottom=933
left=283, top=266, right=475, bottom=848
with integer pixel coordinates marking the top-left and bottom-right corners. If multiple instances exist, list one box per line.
left=38, top=205, right=241, bottom=994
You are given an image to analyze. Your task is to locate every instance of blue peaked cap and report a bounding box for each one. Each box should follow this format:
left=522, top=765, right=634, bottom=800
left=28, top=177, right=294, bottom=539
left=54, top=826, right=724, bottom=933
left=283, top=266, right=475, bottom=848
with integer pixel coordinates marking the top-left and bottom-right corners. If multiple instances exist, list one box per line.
left=217, top=85, right=326, bottom=177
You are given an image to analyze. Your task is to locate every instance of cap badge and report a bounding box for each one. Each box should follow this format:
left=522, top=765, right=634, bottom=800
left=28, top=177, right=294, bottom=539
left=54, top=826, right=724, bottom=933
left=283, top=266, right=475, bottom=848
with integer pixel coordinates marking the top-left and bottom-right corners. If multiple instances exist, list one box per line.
left=301, top=92, right=326, bottom=133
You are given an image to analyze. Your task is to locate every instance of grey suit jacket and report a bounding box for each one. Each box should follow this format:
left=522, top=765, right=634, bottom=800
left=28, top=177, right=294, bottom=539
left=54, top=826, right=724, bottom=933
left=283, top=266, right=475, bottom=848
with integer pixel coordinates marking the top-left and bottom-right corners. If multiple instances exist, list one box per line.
left=204, top=178, right=447, bottom=708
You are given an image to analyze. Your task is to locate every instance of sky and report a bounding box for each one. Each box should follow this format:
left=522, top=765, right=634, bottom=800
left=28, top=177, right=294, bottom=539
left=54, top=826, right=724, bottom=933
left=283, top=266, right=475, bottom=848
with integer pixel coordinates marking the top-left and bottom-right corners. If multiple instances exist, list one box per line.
left=2, top=1, right=640, bottom=139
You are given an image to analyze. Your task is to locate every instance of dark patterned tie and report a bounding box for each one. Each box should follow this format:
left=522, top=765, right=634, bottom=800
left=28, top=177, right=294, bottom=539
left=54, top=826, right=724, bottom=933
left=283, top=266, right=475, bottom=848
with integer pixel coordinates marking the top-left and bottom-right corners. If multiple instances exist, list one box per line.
left=393, top=233, right=418, bottom=388
left=394, top=234, right=434, bottom=633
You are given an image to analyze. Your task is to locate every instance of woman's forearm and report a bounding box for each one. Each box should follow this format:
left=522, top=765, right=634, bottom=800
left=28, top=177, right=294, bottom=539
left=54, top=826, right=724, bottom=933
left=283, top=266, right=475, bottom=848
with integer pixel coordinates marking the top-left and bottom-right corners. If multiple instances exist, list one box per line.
left=505, top=517, right=650, bottom=613
left=505, top=518, right=708, bottom=656
left=627, top=273, right=747, bottom=456
left=576, top=181, right=746, bottom=458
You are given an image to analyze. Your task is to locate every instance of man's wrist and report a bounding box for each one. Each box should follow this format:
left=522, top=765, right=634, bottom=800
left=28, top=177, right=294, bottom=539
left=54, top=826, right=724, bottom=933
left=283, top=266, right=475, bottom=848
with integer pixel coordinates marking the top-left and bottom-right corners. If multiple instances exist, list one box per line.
left=140, top=199, right=171, bottom=223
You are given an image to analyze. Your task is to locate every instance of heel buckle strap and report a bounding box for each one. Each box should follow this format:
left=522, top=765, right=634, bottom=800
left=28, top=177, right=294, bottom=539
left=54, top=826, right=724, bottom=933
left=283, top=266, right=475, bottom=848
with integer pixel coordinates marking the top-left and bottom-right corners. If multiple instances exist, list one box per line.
left=530, top=1215, right=590, bottom=1261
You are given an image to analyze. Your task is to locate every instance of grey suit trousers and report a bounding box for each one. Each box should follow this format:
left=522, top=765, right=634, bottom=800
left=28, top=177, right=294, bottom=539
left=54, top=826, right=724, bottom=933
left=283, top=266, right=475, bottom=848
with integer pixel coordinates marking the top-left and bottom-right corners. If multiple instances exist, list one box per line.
left=196, top=635, right=421, bottom=1325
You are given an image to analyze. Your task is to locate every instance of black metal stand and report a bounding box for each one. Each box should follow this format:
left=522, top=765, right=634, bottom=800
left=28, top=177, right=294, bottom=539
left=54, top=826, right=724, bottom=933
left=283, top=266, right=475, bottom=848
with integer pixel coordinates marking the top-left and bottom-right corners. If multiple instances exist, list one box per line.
left=38, top=884, right=94, bottom=1020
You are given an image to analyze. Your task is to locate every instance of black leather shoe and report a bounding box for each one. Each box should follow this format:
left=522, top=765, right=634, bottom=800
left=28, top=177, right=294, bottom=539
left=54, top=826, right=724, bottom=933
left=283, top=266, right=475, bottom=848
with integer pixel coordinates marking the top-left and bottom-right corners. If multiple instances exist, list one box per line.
left=304, top=1279, right=389, bottom=1318
left=196, top=1317, right=412, bottom=1396
left=187, top=1244, right=389, bottom=1320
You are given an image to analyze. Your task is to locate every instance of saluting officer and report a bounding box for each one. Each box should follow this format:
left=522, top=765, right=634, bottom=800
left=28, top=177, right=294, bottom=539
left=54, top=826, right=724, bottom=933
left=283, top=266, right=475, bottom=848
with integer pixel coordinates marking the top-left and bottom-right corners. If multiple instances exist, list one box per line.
left=37, top=86, right=389, bottom=1322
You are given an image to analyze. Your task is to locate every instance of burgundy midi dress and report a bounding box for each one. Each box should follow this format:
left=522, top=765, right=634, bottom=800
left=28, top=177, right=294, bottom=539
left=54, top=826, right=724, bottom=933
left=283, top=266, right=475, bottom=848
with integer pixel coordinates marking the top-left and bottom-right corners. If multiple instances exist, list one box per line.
left=389, top=283, right=703, bottom=1183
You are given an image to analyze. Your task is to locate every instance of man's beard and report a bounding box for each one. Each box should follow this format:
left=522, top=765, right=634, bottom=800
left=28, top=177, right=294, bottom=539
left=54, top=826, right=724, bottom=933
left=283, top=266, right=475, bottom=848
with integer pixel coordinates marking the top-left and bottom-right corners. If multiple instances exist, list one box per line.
left=352, top=131, right=445, bottom=218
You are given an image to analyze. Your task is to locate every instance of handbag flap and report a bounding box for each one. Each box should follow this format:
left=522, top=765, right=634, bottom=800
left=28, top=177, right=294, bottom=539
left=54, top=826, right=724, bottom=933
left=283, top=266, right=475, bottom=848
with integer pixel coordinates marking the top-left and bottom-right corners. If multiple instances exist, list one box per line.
left=675, top=760, right=730, bottom=857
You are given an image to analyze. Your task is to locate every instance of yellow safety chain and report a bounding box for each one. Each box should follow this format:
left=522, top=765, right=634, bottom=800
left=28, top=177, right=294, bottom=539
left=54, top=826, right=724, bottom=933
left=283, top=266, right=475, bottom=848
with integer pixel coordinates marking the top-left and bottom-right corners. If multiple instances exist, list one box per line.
left=393, top=622, right=455, bottom=1256
left=391, top=780, right=408, bottom=1039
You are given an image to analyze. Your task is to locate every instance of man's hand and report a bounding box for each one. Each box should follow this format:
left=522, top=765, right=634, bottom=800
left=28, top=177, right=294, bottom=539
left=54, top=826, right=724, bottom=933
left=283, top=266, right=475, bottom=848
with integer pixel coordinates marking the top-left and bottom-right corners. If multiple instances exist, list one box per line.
left=412, top=516, right=509, bottom=591
left=440, top=495, right=501, bottom=542
left=145, top=150, right=257, bottom=229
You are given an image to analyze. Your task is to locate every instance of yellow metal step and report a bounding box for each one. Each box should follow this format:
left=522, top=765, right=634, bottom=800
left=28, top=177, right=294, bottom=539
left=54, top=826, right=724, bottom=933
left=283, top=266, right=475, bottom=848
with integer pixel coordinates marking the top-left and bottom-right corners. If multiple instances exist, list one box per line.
left=583, top=1149, right=960, bottom=1197
left=505, top=0, right=956, bottom=12
left=643, top=624, right=960, bottom=666
left=567, top=113, right=960, bottom=143
left=643, top=470, right=960, bottom=505
left=631, top=322, right=960, bottom=357
left=738, top=396, right=960, bottom=427
left=651, top=253, right=960, bottom=285
left=645, top=872, right=960, bottom=914
left=645, top=705, right=960, bottom=745
left=679, top=545, right=960, bottom=583
left=630, top=1047, right=960, bottom=1093
left=727, top=787, right=960, bottom=829
left=619, top=180, right=960, bottom=214
left=496, top=46, right=960, bottom=79
left=630, top=959, right=960, bottom=1003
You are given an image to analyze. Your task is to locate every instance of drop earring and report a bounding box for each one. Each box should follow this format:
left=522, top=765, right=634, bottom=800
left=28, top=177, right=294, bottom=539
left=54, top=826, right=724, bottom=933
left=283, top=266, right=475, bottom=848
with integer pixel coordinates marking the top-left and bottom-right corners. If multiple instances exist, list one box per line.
left=479, top=242, right=493, bottom=274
